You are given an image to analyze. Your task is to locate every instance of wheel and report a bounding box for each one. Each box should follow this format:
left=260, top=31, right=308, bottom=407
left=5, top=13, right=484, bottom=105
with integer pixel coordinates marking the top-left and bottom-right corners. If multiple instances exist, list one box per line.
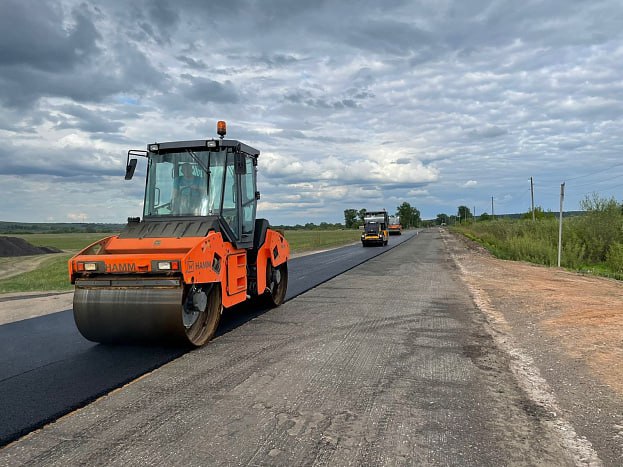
left=265, top=262, right=288, bottom=307
left=183, top=284, right=222, bottom=347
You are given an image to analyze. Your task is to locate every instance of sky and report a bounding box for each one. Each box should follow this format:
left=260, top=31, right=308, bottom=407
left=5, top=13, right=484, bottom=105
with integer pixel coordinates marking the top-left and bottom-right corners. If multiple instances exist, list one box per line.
left=1, top=0, right=622, bottom=225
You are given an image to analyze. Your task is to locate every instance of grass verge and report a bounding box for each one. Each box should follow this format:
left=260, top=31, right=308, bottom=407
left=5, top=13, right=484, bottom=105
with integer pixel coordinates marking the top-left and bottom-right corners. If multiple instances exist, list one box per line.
left=0, top=253, right=73, bottom=293
left=284, top=229, right=361, bottom=253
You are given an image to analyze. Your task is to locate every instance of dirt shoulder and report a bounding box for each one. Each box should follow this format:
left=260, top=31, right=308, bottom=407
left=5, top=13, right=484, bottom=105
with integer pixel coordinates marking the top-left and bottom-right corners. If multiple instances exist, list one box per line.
left=443, top=229, right=623, bottom=465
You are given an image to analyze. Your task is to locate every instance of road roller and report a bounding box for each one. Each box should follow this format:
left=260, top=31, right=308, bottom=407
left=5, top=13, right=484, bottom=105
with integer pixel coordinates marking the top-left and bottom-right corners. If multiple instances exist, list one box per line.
left=68, top=121, right=289, bottom=346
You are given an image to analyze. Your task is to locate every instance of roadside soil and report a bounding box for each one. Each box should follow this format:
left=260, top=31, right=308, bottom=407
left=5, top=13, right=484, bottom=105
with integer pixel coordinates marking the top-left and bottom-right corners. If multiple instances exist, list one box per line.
left=443, top=229, right=623, bottom=465
left=0, top=236, right=61, bottom=257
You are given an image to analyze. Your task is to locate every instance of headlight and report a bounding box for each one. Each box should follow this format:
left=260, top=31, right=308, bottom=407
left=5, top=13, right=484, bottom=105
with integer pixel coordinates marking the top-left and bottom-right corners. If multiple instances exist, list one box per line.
left=156, top=261, right=179, bottom=271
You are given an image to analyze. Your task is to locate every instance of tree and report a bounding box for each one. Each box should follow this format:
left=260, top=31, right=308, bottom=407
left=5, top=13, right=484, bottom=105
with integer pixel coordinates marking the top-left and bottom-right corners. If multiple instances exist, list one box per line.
left=436, top=213, right=449, bottom=225
left=344, top=209, right=358, bottom=228
left=357, top=208, right=367, bottom=224
left=397, top=202, right=421, bottom=228
left=479, top=212, right=491, bottom=221
left=521, top=206, right=554, bottom=220
left=576, top=194, right=623, bottom=262
left=457, top=206, right=472, bottom=222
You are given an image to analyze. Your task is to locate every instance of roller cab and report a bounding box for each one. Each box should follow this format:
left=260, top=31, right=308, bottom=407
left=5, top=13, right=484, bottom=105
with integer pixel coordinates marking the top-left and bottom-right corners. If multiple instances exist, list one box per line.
left=69, top=122, right=289, bottom=347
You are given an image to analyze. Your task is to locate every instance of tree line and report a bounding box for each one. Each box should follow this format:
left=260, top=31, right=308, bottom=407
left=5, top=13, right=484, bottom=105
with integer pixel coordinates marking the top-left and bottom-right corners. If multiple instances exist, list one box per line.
left=343, top=202, right=422, bottom=229
left=435, top=205, right=568, bottom=226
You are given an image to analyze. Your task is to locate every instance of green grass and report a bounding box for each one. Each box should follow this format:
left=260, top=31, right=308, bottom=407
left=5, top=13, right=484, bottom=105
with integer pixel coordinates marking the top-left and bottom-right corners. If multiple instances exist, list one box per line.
left=0, top=253, right=74, bottom=293
left=0, top=229, right=363, bottom=293
left=453, top=205, right=623, bottom=280
left=284, top=229, right=361, bottom=252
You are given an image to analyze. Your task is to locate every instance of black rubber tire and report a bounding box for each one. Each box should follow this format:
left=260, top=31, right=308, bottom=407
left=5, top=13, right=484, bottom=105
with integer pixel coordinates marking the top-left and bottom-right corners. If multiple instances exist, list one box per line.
left=185, top=284, right=222, bottom=347
left=265, top=262, right=288, bottom=307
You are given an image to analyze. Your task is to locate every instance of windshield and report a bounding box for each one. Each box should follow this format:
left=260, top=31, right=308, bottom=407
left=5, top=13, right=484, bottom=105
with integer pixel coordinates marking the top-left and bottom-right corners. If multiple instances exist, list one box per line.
left=143, top=149, right=227, bottom=217
left=365, top=223, right=380, bottom=233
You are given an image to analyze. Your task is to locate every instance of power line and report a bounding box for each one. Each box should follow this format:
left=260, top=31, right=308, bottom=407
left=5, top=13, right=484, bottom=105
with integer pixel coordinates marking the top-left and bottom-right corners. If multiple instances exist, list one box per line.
left=579, top=182, right=623, bottom=198
left=564, top=161, right=623, bottom=182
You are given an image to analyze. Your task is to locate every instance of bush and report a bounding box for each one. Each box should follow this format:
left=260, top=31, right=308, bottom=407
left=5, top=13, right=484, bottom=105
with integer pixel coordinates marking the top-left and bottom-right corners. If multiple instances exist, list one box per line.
left=606, top=242, right=623, bottom=273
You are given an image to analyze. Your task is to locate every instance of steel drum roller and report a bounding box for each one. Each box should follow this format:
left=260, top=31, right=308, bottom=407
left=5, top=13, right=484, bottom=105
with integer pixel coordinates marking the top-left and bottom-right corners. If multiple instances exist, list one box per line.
left=73, top=285, right=186, bottom=344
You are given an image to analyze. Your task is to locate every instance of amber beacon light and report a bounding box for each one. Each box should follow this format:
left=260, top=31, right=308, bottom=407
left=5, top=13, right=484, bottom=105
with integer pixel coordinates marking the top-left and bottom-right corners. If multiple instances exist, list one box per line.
left=217, top=120, right=227, bottom=138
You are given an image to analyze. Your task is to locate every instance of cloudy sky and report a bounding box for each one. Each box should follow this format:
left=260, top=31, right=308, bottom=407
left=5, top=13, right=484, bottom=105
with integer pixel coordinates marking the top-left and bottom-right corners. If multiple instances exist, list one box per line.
left=1, top=0, right=622, bottom=225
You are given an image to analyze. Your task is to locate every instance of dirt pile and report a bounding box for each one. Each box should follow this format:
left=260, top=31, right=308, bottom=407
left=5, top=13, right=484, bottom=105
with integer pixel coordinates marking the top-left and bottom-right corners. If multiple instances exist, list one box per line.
left=0, top=237, right=62, bottom=257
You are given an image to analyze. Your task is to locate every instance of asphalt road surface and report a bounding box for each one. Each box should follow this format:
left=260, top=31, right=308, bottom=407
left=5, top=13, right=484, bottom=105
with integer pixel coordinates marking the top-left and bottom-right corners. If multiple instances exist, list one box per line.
left=0, top=229, right=580, bottom=465
left=0, top=232, right=415, bottom=447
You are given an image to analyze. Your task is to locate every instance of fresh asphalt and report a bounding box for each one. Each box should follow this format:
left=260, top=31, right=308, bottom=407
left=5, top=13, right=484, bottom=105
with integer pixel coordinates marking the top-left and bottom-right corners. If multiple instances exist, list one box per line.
left=0, top=232, right=416, bottom=447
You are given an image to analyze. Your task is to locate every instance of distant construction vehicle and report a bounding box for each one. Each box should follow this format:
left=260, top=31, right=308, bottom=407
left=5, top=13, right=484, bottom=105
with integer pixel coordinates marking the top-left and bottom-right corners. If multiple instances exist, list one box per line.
left=388, top=215, right=402, bottom=235
left=68, top=121, right=289, bottom=347
left=361, top=210, right=389, bottom=246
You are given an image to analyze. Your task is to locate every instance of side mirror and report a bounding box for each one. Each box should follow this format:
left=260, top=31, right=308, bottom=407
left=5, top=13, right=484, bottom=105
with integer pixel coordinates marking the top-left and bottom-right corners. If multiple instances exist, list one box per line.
left=125, top=158, right=137, bottom=180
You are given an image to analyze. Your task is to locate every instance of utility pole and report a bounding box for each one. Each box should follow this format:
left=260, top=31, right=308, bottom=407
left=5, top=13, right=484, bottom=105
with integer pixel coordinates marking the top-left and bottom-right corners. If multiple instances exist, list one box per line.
left=557, top=182, right=565, bottom=267
left=491, top=196, right=495, bottom=220
left=530, top=177, right=535, bottom=222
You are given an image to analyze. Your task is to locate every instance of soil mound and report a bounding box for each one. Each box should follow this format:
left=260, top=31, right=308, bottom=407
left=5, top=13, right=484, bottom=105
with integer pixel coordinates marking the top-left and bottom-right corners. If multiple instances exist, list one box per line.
left=0, top=237, right=62, bottom=257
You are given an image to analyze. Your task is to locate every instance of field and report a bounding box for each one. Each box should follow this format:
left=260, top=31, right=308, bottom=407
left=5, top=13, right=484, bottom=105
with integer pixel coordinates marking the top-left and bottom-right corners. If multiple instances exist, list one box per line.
left=283, top=229, right=361, bottom=252
left=0, top=230, right=362, bottom=293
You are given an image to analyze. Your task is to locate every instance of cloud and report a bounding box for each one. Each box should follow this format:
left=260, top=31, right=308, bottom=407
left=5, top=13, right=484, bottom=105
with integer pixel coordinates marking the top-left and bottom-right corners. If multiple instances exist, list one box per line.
left=462, top=180, right=478, bottom=188
left=468, top=126, right=507, bottom=139
left=0, top=1, right=100, bottom=72
left=177, top=75, right=239, bottom=104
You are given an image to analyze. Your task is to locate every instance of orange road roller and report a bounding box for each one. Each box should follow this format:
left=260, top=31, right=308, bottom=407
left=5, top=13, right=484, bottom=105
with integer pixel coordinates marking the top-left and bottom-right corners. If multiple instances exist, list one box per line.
left=69, top=121, right=289, bottom=346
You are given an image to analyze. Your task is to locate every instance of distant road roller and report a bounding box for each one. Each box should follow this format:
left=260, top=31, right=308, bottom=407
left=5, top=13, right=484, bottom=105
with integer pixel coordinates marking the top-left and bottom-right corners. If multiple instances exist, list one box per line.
left=388, top=215, right=402, bottom=235
left=69, top=121, right=289, bottom=346
left=361, top=210, right=389, bottom=246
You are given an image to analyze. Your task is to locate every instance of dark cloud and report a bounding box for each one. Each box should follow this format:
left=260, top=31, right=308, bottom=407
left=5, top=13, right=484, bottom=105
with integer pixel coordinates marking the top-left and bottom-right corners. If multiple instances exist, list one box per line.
left=469, top=126, right=508, bottom=139
left=0, top=144, right=121, bottom=178
left=176, top=55, right=208, bottom=70
left=178, top=75, right=239, bottom=104
left=344, top=19, right=432, bottom=56
left=51, top=104, right=126, bottom=134
left=0, top=1, right=166, bottom=108
left=0, top=1, right=100, bottom=72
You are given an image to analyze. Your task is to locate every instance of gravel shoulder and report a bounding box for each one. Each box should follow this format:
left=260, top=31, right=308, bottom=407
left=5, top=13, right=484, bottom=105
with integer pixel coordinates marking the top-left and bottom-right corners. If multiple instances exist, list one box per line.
left=443, top=229, right=623, bottom=465
left=0, top=291, right=73, bottom=326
